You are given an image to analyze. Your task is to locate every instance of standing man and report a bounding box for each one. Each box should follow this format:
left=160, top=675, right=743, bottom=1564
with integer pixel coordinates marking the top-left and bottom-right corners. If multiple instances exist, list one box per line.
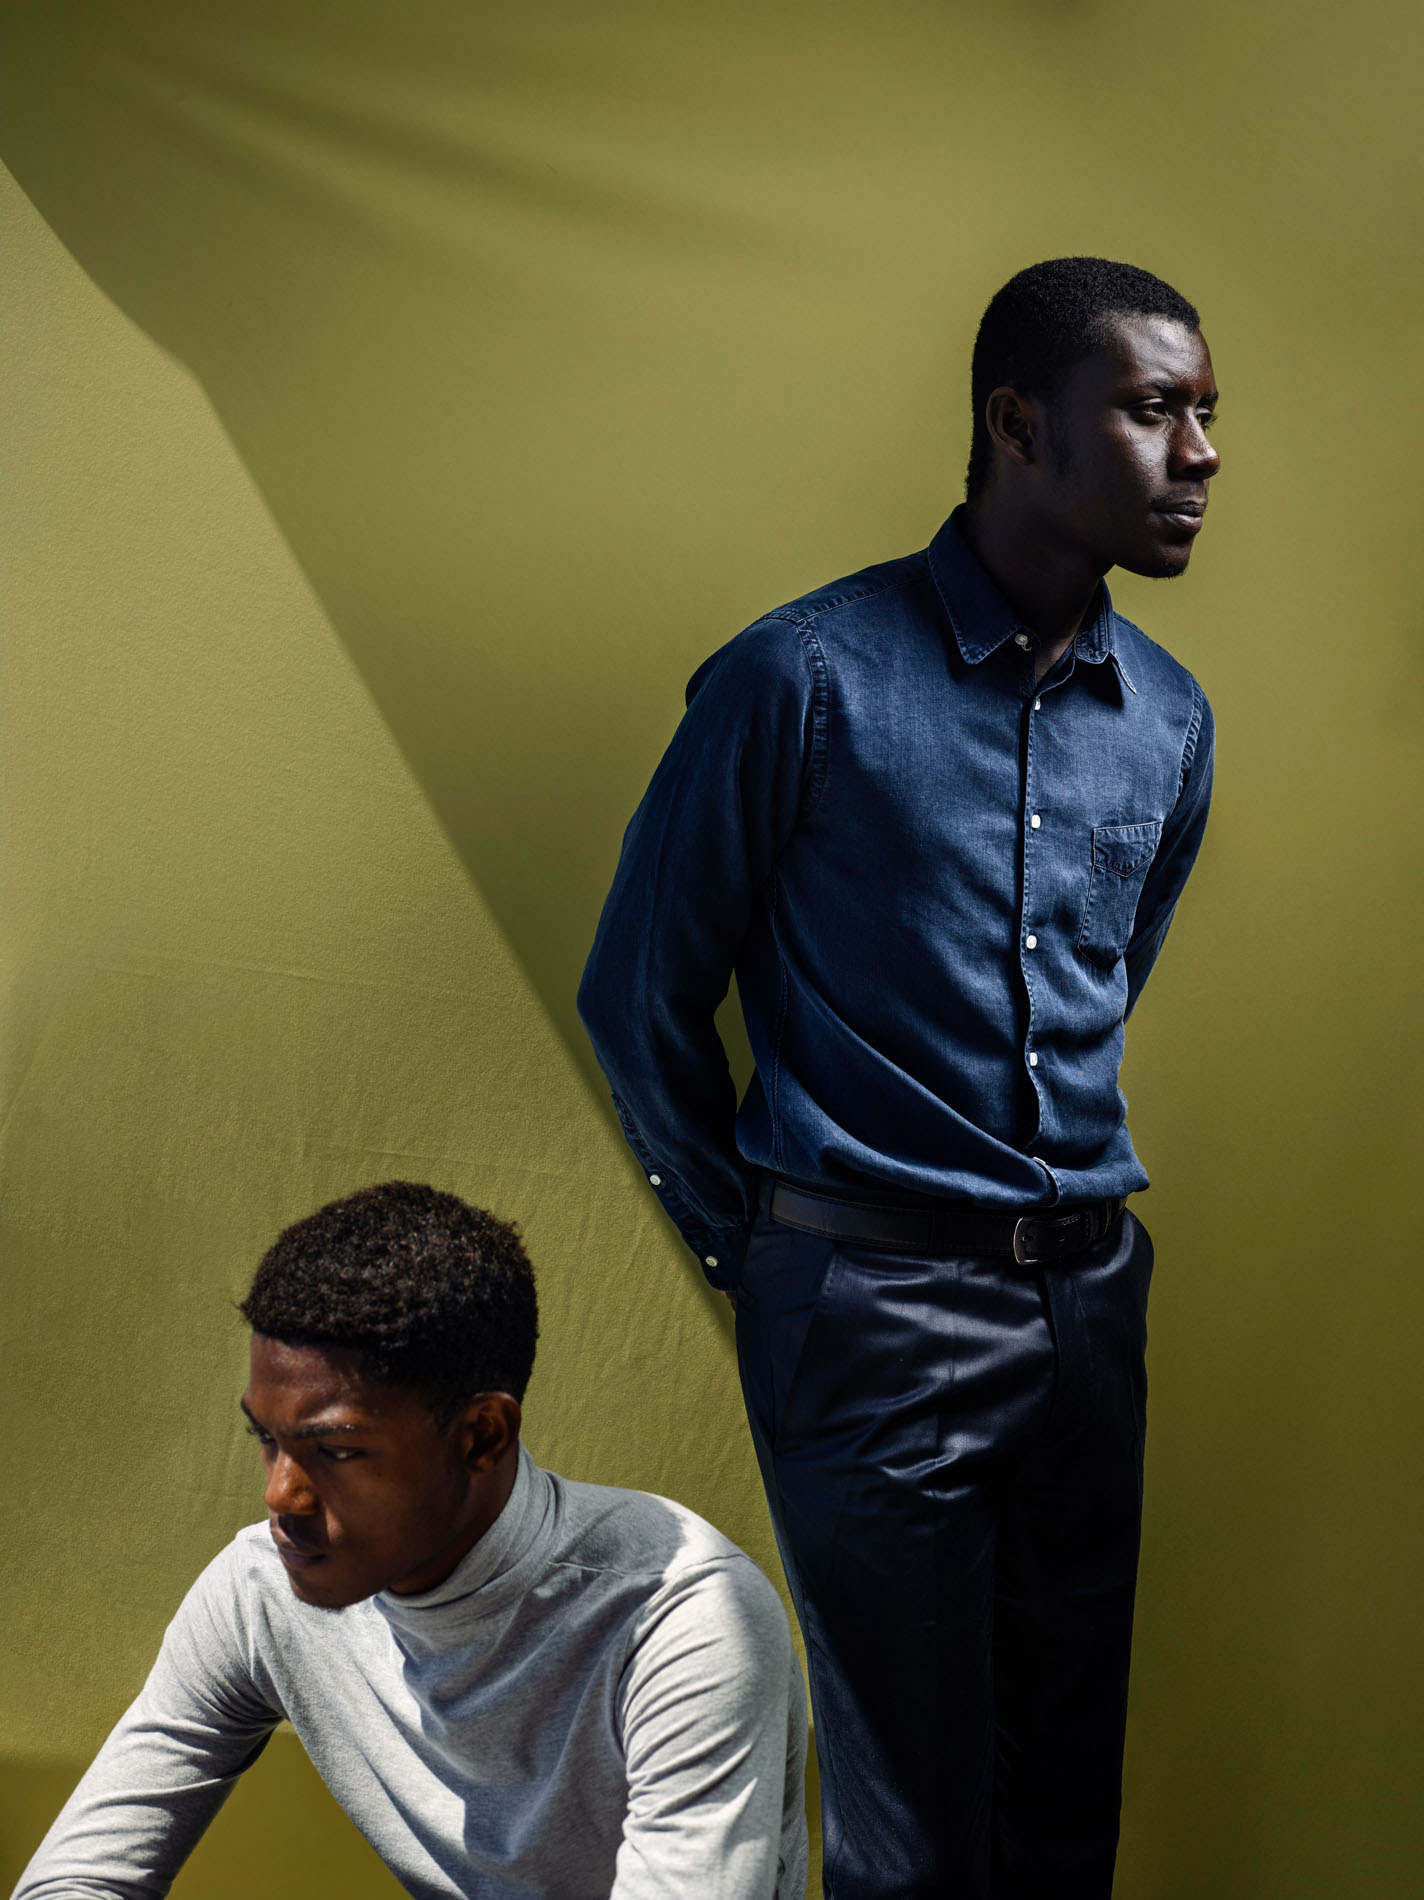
left=579, top=258, right=1220, bottom=1897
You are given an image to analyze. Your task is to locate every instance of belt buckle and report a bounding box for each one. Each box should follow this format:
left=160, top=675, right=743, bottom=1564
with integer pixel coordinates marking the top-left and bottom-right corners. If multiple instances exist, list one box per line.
left=1013, top=1207, right=1093, bottom=1266
left=1011, top=1215, right=1039, bottom=1266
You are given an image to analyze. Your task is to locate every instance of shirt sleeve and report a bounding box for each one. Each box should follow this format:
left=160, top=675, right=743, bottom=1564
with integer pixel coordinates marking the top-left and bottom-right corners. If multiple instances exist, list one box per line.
left=1124, top=683, right=1215, bottom=1017
left=610, top=1559, right=810, bottom=1900
left=577, top=617, right=823, bottom=1288
left=13, top=1546, right=283, bottom=1900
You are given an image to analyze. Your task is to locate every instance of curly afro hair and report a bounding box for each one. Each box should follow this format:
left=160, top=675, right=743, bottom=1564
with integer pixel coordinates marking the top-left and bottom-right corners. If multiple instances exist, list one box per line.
left=240, top=1181, right=538, bottom=1425
left=965, top=256, right=1200, bottom=501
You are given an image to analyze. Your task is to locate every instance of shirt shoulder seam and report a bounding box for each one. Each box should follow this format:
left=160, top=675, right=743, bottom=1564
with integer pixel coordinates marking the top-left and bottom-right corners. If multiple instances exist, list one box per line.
left=1178, top=677, right=1206, bottom=799
left=751, top=557, right=920, bottom=812
left=761, top=558, right=909, bottom=627
left=757, top=612, right=832, bottom=814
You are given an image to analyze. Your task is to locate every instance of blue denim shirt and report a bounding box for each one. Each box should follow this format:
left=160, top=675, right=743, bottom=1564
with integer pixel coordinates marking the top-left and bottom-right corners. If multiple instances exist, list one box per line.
left=579, top=510, right=1214, bottom=1288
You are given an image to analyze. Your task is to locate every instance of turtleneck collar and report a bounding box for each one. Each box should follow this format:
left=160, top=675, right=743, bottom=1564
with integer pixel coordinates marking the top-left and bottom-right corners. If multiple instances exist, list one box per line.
left=374, top=1443, right=555, bottom=1633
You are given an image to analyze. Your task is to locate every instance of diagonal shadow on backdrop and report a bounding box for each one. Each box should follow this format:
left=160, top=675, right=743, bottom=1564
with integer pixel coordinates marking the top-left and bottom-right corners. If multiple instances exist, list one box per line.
left=0, top=0, right=1204, bottom=1095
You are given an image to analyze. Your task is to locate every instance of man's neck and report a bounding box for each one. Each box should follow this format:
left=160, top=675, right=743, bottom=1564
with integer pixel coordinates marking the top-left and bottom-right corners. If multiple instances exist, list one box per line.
left=960, top=500, right=1108, bottom=682
left=387, top=1445, right=522, bottom=1596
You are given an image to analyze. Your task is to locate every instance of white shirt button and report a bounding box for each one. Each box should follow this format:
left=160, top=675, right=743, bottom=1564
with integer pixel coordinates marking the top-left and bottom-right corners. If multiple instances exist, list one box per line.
left=1033, top=698, right=1042, bottom=712
left=704, top=1255, right=719, bottom=1269
left=1025, top=934, right=1038, bottom=950
left=1031, top=813, right=1041, bottom=829
left=648, top=1173, right=661, bottom=1187
left=1014, top=632, right=1031, bottom=649
left=1028, top=1051, right=1039, bottom=1068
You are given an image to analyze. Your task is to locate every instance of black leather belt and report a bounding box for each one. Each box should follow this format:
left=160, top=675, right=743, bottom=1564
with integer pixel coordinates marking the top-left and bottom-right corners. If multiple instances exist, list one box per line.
left=765, top=1178, right=1125, bottom=1266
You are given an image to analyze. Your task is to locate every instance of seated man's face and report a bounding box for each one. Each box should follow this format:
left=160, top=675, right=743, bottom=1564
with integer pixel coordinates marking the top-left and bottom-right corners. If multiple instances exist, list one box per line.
left=241, top=1336, right=487, bottom=1608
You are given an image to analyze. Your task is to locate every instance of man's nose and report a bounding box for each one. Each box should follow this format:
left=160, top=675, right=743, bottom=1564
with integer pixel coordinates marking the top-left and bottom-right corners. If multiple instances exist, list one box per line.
left=1174, top=414, right=1221, bottom=480
left=264, top=1449, right=317, bottom=1516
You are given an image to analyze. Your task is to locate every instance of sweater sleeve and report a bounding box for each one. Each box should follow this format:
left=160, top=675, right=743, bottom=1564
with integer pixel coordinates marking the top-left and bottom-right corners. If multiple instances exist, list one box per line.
left=578, top=617, right=823, bottom=1289
left=610, top=1558, right=810, bottom=1900
left=13, top=1544, right=283, bottom=1900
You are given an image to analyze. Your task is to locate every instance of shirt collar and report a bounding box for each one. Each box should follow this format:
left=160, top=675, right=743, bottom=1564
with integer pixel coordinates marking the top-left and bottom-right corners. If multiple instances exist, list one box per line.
left=927, top=507, right=1132, bottom=687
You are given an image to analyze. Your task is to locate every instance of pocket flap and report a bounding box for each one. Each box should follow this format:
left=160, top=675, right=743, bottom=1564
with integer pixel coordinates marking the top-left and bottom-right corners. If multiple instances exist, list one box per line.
left=1091, top=820, right=1162, bottom=877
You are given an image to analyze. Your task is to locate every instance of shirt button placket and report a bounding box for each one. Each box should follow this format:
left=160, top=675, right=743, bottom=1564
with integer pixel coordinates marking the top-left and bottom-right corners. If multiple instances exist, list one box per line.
left=1022, top=690, right=1043, bottom=1105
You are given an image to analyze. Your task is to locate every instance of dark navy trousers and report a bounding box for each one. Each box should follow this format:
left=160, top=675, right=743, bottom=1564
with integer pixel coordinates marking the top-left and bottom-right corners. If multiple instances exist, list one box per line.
left=735, top=1202, right=1154, bottom=1899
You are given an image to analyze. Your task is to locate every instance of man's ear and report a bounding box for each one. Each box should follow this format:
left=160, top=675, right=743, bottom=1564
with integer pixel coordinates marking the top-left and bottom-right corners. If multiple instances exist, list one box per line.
left=453, top=1392, right=522, bottom=1473
left=983, top=385, right=1042, bottom=470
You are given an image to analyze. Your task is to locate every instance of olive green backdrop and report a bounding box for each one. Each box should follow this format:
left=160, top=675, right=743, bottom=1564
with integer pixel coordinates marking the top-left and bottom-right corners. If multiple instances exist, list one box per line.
left=1, top=2, right=1420, bottom=1895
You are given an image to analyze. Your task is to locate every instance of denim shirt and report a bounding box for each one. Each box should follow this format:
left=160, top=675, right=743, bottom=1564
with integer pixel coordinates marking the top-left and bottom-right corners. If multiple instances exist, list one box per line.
left=579, top=510, right=1214, bottom=1288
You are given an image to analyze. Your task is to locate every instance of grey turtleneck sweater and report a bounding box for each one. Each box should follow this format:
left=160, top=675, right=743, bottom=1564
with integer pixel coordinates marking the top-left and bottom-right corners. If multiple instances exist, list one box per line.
left=16, top=1448, right=808, bottom=1899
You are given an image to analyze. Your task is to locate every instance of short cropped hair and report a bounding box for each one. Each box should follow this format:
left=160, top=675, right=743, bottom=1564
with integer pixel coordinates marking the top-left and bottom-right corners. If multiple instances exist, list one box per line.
left=965, top=256, right=1199, bottom=500
left=240, top=1181, right=538, bottom=1424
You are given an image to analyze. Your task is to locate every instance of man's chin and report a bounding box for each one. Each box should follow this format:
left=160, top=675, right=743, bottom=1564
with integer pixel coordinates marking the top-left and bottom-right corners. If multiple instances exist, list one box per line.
left=1118, top=545, right=1194, bottom=582
left=282, top=1564, right=369, bottom=1611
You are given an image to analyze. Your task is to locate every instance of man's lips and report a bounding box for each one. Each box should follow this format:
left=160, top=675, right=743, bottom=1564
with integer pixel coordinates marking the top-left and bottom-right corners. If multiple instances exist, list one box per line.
left=271, top=1526, right=327, bottom=1565
left=1152, top=498, right=1206, bottom=531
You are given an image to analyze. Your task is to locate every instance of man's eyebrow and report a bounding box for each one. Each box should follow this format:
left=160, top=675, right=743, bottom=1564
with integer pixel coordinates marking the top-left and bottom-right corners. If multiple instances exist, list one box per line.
left=1126, top=379, right=1219, bottom=404
left=239, top=1400, right=366, bottom=1438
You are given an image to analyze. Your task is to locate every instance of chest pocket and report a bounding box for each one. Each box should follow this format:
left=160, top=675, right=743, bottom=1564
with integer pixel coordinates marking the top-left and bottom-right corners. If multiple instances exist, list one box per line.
left=1076, top=820, right=1162, bottom=970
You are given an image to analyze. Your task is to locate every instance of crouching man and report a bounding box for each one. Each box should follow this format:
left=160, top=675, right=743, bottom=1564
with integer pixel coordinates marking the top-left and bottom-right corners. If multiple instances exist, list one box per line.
left=17, top=1181, right=809, bottom=1900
